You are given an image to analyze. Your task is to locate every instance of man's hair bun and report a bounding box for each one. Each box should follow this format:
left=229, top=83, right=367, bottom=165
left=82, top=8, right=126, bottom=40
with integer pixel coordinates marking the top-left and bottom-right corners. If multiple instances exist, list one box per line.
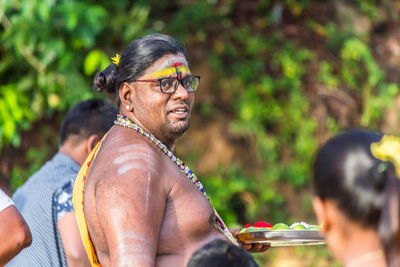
left=93, top=64, right=117, bottom=94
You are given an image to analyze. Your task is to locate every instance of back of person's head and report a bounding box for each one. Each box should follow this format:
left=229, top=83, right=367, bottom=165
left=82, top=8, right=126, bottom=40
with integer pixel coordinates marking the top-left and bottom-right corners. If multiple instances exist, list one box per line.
left=313, top=129, right=400, bottom=266
left=93, top=33, right=187, bottom=103
left=187, top=239, right=259, bottom=267
left=59, top=98, right=118, bottom=146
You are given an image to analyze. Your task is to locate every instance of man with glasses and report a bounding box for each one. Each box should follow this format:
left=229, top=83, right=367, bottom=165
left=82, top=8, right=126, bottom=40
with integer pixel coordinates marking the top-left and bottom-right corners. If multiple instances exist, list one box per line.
left=73, top=34, right=268, bottom=267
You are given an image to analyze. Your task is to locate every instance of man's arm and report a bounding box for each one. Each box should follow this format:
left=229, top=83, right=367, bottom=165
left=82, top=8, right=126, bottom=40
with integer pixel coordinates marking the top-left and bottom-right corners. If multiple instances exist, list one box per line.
left=55, top=181, right=90, bottom=267
left=95, top=149, right=167, bottom=266
left=0, top=205, right=32, bottom=266
left=58, top=212, right=91, bottom=267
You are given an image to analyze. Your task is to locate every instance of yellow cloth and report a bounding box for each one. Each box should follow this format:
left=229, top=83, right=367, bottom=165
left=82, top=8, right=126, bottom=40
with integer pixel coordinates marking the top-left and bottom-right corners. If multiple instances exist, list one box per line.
left=73, top=137, right=104, bottom=267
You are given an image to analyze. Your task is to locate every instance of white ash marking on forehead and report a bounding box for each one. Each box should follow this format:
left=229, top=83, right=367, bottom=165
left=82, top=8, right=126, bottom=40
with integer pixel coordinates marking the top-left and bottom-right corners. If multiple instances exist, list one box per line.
left=153, top=55, right=188, bottom=71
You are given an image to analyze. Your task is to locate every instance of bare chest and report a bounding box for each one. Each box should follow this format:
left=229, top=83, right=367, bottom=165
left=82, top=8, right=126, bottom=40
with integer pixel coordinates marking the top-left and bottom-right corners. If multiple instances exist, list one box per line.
left=157, top=166, right=219, bottom=254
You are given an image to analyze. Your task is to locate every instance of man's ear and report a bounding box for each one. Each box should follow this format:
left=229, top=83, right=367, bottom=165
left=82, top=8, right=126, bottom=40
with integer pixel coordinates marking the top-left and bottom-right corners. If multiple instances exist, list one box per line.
left=86, top=134, right=100, bottom=154
left=119, top=82, right=134, bottom=112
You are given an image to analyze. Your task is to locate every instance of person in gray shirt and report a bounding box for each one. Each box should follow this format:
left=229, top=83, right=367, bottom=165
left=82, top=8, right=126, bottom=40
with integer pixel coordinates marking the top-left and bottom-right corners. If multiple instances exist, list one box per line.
left=8, top=98, right=117, bottom=267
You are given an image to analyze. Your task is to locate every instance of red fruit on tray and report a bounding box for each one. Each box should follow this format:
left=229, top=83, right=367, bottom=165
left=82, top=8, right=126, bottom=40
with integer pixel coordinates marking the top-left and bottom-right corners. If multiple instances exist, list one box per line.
left=252, top=221, right=273, bottom=228
left=244, top=224, right=251, bottom=229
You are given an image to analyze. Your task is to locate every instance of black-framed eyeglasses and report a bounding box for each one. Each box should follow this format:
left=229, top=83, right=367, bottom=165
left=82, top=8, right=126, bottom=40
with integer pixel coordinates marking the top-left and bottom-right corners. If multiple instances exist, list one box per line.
left=134, top=75, right=200, bottom=94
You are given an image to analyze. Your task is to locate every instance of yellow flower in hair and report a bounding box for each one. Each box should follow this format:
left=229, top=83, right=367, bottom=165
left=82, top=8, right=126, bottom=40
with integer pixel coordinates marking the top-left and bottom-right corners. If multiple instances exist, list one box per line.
left=371, top=135, right=400, bottom=176
left=111, top=53, right=120, bottom=66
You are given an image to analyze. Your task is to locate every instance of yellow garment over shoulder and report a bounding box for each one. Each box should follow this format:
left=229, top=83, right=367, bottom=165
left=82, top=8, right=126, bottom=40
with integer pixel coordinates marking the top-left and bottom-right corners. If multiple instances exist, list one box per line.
left=72, top=136, right=105, bottom=267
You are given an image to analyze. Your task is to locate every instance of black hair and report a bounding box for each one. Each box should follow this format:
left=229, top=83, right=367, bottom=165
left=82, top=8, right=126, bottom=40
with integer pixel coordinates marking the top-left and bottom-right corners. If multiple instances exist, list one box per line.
left=187, top=239, right=259, bottom=267
left=313, top=129, right=400, bottom=266
left=59, top=98, right=118, bottom=145
left=93, top=33, right=188, bottom=104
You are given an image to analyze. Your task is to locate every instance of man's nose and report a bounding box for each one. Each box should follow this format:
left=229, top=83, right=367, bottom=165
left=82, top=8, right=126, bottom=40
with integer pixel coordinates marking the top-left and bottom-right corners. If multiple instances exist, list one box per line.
left=172, top=81, right=190, bottom=100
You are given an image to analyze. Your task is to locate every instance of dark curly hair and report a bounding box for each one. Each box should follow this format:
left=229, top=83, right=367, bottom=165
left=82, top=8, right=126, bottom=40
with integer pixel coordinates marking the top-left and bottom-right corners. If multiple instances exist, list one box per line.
left=60, top=98, right=117, bottom=145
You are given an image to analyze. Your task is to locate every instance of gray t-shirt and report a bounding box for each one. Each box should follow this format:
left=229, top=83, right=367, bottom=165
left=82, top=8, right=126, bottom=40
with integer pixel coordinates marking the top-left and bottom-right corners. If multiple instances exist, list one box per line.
left=7, top=153, right=80, bottom=267
left=0, top=189, right=14, bottom=212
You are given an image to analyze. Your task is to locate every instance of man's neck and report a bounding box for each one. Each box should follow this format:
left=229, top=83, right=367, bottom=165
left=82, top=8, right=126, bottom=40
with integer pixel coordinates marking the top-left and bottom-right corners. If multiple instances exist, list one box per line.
left=58, top=143, right=85, bottom=166
left=121, top=113, right=177, bottom=151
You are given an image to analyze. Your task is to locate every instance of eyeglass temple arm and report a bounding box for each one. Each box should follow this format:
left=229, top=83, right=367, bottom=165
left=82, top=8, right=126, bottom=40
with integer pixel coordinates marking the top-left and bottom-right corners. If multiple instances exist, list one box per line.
left=134, top=79, right=158, bottom=82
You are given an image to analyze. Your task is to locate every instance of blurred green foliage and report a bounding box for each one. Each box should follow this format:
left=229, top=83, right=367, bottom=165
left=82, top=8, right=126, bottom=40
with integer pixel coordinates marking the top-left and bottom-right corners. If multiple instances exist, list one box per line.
left=1, top=1, right=399, bottom=265
left=0, top=0, right=152, bottom=150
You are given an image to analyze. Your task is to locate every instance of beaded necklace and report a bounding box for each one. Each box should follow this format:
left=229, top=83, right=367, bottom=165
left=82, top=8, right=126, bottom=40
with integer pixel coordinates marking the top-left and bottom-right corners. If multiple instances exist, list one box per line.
left=114, top=114, right=238, bottom=245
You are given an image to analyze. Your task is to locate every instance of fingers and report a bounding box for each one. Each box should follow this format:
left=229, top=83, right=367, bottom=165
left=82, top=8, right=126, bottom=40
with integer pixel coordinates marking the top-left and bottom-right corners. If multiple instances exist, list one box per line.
left=248, top=243, right=263, bottom=252
left=250, top=243, right=270, bottom=253
left=241, top=243, right=253, bottom=250
left=239, top=242, right=270, bottom=253
left=259, top=243, right=270, bottom=252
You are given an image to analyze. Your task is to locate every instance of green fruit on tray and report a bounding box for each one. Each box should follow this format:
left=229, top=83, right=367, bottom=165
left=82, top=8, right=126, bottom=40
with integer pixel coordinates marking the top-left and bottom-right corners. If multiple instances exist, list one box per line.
left=308, top=225, right=321, bottom=230
left=239, top=228, right=250, bottom=233
left=291, top=224, right=307, bottom=230
left=290, top=222, right=308, bottom=230
left=272, top=223, right=290, bottom=230
left=240, top=227, right=263, bottom=233
left=239, top=221, right=321, bottom=233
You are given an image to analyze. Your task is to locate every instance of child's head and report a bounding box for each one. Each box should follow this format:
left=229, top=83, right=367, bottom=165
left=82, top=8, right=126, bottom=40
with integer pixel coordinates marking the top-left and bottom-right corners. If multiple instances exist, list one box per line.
left=187, top=239, right=259, bottom=267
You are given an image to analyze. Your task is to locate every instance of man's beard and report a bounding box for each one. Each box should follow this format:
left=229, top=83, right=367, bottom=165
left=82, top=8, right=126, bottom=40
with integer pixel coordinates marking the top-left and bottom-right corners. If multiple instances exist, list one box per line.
left=162, top=118, right=190, bottom=138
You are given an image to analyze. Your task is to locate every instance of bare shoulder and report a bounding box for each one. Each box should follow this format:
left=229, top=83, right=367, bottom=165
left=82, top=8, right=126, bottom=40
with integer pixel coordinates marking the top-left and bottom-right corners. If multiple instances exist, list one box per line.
left=91, top=126, right=168, bottom=195
left=84, top=127, right=170, bottom=264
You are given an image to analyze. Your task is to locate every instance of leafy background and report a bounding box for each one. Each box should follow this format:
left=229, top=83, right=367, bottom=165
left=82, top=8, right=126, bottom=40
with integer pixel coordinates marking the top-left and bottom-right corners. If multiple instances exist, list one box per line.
left=1, top=0, right=400, bottom=266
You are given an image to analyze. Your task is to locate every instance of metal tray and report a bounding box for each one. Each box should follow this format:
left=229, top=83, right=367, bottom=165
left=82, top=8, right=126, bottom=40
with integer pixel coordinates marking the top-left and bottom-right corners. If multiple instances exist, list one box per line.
left=236, top=230, right=325, bottom=247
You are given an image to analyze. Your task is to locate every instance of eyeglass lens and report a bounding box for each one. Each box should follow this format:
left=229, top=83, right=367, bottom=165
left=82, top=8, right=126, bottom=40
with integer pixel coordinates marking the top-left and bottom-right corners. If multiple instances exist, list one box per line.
left=160, top=76, right=199, bottom=93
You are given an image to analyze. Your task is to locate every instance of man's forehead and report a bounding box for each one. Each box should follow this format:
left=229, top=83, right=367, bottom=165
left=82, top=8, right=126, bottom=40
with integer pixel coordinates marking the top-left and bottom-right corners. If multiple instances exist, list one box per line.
left=144, top=55, right=190, bottom=78
left=155, top=55, right=188, bottom=70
